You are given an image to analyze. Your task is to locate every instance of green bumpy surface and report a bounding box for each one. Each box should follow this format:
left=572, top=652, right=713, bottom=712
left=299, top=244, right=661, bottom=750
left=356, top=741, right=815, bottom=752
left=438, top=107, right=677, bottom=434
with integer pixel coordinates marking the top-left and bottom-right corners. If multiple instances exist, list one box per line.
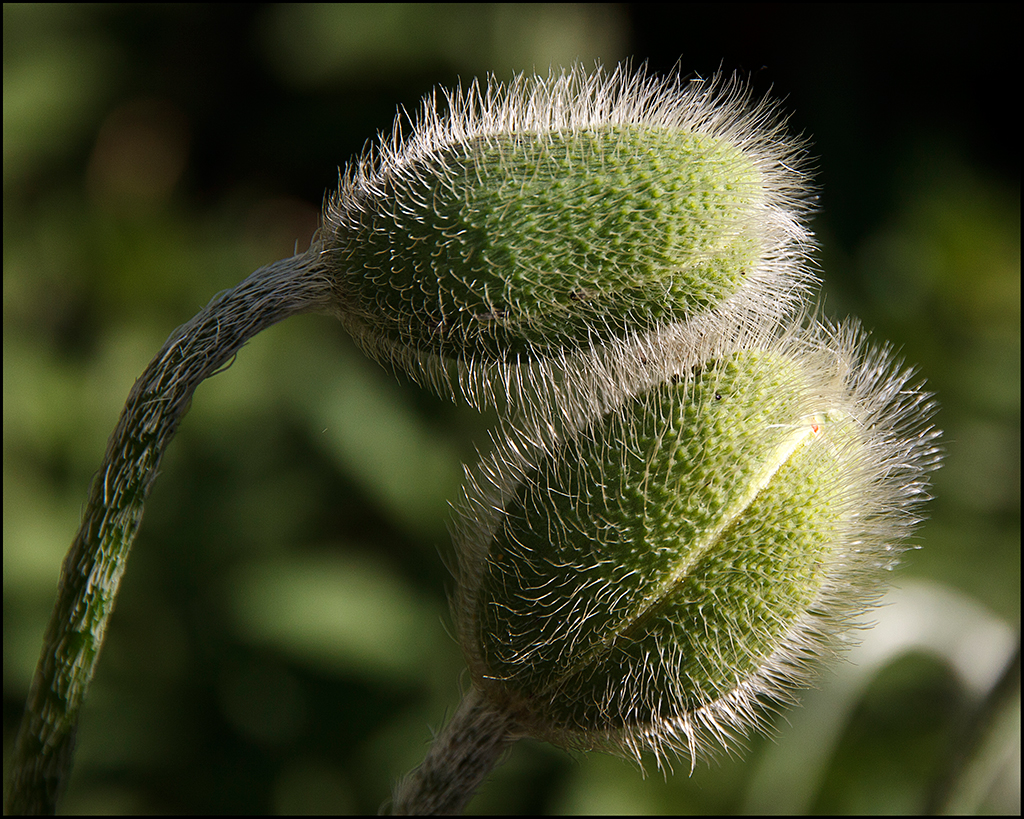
left=333, top=126, right=762, bottom=359
left=472, top=350, right=859, bottom=738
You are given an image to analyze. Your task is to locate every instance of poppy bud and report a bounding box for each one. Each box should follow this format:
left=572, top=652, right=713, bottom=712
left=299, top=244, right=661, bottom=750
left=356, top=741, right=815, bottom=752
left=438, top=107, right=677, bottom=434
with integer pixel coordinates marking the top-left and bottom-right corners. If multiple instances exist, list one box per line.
left=323, top=64, right=814, bottom=410
left=449, top=318, right=940, bottom=770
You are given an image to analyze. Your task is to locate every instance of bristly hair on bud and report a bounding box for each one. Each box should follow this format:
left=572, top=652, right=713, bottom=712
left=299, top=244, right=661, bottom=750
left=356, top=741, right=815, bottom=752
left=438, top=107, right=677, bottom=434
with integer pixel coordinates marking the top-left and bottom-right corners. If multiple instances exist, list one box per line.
left=320, top=63, right=817, bottom=422
left=444, top=314, right=941, bottom=775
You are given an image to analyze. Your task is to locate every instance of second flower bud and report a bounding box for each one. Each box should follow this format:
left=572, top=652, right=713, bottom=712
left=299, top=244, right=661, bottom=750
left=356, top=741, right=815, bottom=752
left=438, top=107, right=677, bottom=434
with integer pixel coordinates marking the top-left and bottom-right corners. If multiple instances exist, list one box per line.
left=451, top=319, right=939, bottom=767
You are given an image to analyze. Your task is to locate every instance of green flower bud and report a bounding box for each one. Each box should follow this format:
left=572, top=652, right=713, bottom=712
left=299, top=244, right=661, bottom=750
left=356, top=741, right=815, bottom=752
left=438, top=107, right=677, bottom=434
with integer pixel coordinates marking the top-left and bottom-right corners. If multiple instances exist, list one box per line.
left=322, top=65, right=814, bottom=409
left=450, top=319, right=940, bottom=768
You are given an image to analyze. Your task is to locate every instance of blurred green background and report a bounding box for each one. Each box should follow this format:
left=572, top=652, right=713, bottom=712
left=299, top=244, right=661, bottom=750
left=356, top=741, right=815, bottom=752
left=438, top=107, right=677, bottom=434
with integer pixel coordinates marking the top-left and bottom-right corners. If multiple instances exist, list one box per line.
left=4, top=4, right=1018, bottom=814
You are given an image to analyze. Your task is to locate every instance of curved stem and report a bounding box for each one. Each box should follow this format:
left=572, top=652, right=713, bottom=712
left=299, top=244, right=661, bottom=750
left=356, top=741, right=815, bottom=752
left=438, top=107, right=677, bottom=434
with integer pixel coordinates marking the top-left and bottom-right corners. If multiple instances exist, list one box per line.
left=926, top=637, right=1022, bottom=814
left=391, top=687, right=517, bottom=815
left=5, top=250, right=334, bottom=815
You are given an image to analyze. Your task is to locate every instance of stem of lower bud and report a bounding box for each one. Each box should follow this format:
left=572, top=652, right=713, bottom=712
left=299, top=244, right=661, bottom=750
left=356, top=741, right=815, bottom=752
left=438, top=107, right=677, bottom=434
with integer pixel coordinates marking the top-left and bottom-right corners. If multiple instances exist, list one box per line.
left=391, top=687, right=518, bottom=815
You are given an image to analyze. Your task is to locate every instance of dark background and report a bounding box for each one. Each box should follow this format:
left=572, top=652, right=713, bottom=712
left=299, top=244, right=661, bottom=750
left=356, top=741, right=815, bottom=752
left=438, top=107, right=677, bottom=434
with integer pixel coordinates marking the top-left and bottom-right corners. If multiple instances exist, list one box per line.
left=4, top=4, right=1019, bottom=814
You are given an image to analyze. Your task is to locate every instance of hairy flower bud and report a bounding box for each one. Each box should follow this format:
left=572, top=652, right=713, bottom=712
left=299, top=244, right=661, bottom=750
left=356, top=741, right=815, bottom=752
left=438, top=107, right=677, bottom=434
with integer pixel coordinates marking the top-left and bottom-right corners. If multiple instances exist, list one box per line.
left=322, top=64, right=815, bottom=411
left=450, top=318, right=940, bottom=768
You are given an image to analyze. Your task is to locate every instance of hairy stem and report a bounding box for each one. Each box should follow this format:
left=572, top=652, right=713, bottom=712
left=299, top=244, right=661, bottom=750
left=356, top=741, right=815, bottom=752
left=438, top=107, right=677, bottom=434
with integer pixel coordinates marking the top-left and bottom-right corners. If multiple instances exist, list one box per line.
left=6, top=250, right=333, bottom=815
left=391, top=687, right=517, bottom=815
